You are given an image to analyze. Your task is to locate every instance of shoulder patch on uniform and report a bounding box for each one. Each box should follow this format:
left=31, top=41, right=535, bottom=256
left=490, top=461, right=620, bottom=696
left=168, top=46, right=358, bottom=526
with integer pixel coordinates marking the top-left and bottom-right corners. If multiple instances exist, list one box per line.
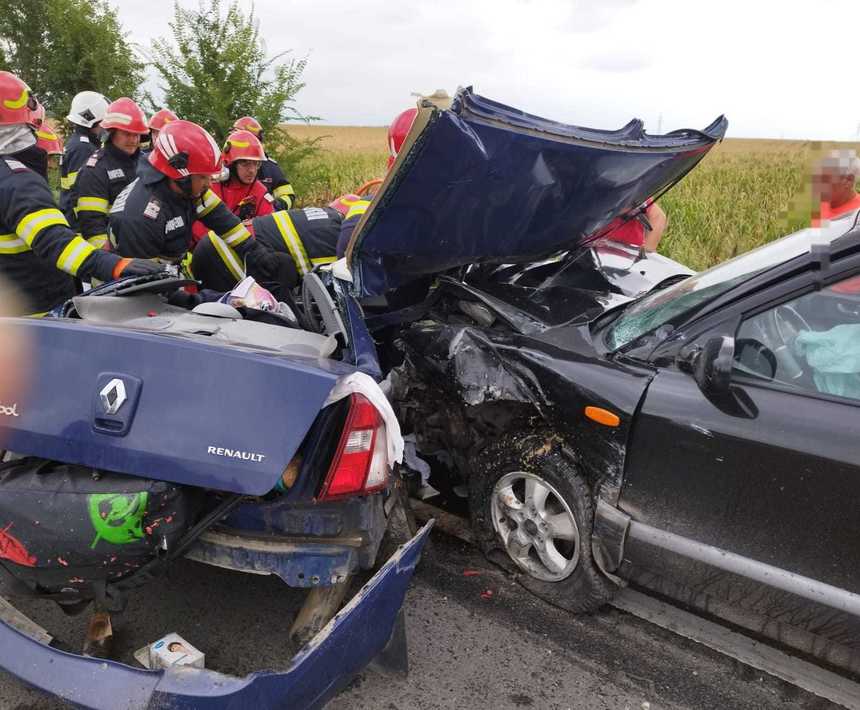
left=4, top=159, right=28, bottom=172
left=303, top=207, right=328, bottom=221
left=143, top=199, right=161, bottom=220
left=264, top=192, right=274, bottom=202
left=164, top=216, right=184, bottom=233
left=79, top=135, right=90, bottom=143
left=107, top=168, right=125, bottom=180
left=85, top=154, right=99, bottom=168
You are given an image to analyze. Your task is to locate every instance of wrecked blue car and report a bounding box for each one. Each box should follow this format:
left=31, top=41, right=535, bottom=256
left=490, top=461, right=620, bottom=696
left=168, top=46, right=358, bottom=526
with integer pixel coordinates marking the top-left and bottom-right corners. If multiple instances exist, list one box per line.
left=0, top=87, right=726, bottom=707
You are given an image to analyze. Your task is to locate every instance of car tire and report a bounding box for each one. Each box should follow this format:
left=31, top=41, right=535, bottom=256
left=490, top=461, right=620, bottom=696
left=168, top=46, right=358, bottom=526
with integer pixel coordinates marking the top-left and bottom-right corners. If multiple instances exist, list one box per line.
left=469, top=431, right=617, bottom=613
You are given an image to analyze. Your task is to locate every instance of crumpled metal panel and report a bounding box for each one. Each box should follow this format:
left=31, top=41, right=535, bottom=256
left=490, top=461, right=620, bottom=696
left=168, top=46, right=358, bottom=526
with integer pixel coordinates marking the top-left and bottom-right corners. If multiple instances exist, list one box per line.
left=349, top=86, right=726, bottom=296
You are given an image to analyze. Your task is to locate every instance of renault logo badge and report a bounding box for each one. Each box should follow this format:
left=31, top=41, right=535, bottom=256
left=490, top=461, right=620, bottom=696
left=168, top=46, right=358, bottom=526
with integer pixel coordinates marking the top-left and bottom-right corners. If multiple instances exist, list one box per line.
left=99, top=378, right=127, bottom=415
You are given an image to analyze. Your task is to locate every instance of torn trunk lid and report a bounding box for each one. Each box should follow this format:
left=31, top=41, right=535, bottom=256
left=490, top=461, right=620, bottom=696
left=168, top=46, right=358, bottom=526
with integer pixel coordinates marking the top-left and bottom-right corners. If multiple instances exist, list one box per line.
left=0, top=317, right=353, bottom=495
left=346, top=86, right=727, bottom=296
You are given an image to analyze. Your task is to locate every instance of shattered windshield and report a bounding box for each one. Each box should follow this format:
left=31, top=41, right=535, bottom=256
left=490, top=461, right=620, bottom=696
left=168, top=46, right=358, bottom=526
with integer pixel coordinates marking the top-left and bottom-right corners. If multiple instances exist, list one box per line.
left=604, top=222, right=851, bottom=351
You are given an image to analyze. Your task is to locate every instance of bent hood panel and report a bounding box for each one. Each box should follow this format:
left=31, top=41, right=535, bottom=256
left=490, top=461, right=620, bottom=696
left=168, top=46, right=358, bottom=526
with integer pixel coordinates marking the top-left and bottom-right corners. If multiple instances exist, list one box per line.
left=0, top=319, right=345, bottom=495
left=348, top=87, right=726, bottom=296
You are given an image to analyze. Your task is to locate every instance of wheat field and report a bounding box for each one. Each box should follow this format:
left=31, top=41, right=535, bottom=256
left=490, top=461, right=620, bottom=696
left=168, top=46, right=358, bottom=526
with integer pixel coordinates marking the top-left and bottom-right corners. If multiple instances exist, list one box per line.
left=283, top=125, right=859, bottom=271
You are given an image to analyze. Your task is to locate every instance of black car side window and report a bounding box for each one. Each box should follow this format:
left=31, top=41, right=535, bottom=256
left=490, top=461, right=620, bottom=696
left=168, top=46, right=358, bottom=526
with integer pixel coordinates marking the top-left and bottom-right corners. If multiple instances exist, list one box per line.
left=734, top=274, right=860, bottom=402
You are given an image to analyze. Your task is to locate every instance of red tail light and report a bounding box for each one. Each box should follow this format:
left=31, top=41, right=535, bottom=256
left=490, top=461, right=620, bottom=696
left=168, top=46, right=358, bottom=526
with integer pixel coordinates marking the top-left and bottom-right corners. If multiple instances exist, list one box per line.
left=319, top=394, right=389, bottom=500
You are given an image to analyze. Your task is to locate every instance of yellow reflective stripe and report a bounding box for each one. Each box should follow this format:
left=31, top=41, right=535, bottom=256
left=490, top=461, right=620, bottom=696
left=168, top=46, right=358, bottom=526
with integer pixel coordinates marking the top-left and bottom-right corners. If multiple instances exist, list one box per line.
left=86, top=234, right=108, bottom=249
left=180, top=251, right=194, bottom=279
left=3, top=87, right=28, bottom=110
left=273, top=211, right=312, bottom=275
left=60, top=171, right=79, bottom=190
left=209, top=232, right=245, bottom=282
left=16, top=208, right=69, bottom=246
left=196, top=189, right=221, bottom=218
left=222, top=222, right=251, bottom=247
left=76, top=196, right=110, bottom=214
left=26, top=311, right=49, bottom=318
left=311, top=256, right=336, bottom=266
left=0, top=233, right=29, bottom=254
left=345, top=200, right=370, bottom=221
left=273, top=183, right=295, bottom=199
left=56, top=236, right=95, bottom=275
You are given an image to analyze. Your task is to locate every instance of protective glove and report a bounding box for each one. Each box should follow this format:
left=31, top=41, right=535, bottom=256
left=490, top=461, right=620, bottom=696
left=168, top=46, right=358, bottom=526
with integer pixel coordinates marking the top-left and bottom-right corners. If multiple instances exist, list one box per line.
left=112, top=258, right=164, bottom=280
left=246, top=243, right=298, bottom=291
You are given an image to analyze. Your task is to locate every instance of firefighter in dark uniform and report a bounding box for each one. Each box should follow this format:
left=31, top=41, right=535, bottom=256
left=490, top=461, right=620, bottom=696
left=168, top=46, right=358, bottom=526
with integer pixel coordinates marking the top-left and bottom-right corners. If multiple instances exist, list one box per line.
left=0, top=72, right=161, bottom=315
left=190, top=205, right=343, bottom=294
left=72, top=98, right=147, bottom=249
left=109, top=119, right=288, bottom=283
left=60, top=91, right=109, bottom=228
left=232, top=116, right=296, bottom=210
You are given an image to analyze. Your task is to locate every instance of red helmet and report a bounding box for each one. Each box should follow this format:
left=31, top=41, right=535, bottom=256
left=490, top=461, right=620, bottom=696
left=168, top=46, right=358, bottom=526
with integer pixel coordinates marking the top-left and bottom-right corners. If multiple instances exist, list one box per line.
left=149, top=119, right=223, bottom=179
left=28, top=100, right=45, bottom=128
left=35, top=125, right=63, bottom=156
left=0, top=71, right=38, bottom=126
left=148, top=108, right=178, bottom=132
left=328, top=193, right=363, bottom=217
left=387, top=108, right=418, bottom=168
left=223, top=129, right=265, bottom=166
left=232, top=116, right=262, bottom=136
left=102, top=97, right=148, bottom=134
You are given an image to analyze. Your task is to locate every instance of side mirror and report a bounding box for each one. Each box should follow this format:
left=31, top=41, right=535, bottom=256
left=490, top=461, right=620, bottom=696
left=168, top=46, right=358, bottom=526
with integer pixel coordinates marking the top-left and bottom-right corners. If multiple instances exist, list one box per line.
left=693, top=336, right=735, bottom=396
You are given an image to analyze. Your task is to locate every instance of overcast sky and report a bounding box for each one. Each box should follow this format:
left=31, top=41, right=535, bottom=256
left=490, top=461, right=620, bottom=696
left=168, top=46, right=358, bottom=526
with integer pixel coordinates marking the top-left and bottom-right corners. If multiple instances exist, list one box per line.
left=112, top=0, right=860, bottom=141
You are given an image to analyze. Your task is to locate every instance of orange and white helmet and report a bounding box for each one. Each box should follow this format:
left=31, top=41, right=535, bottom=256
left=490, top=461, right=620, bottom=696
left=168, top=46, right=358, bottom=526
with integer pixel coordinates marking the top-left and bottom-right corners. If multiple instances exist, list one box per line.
left=387, top=108, right=418, bottom=168
left=0, top=71, right=39, bottom=126
left=102, top=97, right=148, bottom=134
left=223, top=129, right=265, bottom=166
left=149, top=119, right=222, bottom=179
left=148, top=108, right=178, bottom=132
left=35, top=125, right=63, bottom=155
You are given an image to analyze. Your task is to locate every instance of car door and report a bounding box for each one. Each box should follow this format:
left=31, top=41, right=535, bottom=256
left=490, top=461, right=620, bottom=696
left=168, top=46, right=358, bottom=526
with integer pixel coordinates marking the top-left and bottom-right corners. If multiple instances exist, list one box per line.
left=617, top=270, right=860, bottom=633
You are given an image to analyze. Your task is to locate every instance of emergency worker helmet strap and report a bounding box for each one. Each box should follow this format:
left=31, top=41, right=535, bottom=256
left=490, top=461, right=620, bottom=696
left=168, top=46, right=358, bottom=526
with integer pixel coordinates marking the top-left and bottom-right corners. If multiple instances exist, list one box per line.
left=222, top=129, right=265, bottom=166
left=67, top=90, right=110, bottom=128
left=102, top=98, right=149, bottom=134
left=148, top=119, right=223, bottom=179
left=0, top=71, right=39, bottom=126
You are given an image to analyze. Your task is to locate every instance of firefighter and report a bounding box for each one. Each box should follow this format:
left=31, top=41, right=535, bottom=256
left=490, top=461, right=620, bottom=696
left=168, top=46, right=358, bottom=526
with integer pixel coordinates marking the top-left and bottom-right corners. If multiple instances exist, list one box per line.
left=109, top=118, right=290, bottom=283
left=28, top=102, right=63, bottom=170
left=72, top=98, right=148, bottom=249
left=141, top=108, right=178, bottom=163
left=0, top=72, right=160, bottom=315
left=190, top=205, right=342, bottom=294
left=232, top=116, right=296, bottom=209
left=60, top=91, right=109, bottom=227
left=190, top=129, right=273, bottom=245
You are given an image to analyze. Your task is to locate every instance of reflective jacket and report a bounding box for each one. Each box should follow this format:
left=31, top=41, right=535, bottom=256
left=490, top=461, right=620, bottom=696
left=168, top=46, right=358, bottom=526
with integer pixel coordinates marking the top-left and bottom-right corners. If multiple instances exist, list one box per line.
left=336, top=198, right=371, bottom=258
left=190, top=206, right=341, bottom=292
left=0, top=155, right=121, bottom=314
left=190, top=178, right=274, bottom=245
left=72, top=142, right=140, bottom=249
left=59, top=127, right=99, bottom=228
left=258, top=157, right=296, bottom=210
left=108, top=160, right=269, bottom=267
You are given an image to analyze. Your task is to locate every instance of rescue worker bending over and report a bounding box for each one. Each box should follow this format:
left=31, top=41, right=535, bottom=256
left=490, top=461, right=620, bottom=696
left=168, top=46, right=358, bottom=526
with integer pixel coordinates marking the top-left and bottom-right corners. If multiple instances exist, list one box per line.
left=0, top=72, right=160, bottom=315
left=232, top=116, right=296, bottom=210
left=60, top=91, right=109, bottom=228
left=109, top=119, right=288, bottom=282
left=190, top=129, right=273, bottom=245
left=191, top=205, right=342, bottom=294
left=73, top=98, right=147, bottom=249
left=141, top=108, right=177, bottom=165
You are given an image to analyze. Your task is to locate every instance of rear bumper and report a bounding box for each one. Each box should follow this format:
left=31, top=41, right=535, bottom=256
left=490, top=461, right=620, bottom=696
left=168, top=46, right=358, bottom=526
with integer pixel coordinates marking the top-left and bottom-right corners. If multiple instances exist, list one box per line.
left=0, top=522, right=432, bottom=710
left=194, top=492, right=390, bottom=586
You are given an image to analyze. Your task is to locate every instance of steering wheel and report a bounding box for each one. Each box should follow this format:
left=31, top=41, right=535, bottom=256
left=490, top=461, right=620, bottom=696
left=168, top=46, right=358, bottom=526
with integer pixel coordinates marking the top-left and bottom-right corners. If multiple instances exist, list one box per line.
left=766, top=304, right=812, bottom=381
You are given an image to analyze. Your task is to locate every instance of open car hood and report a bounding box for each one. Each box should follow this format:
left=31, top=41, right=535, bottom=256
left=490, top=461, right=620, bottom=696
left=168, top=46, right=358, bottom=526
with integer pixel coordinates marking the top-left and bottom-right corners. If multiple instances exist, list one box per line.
left=346, top=87, right=727, bottom=297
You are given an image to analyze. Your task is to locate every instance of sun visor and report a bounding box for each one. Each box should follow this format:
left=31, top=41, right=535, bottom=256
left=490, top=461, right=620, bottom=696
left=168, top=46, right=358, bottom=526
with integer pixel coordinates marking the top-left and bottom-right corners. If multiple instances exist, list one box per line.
left=346, top=86, right=727, bottom=297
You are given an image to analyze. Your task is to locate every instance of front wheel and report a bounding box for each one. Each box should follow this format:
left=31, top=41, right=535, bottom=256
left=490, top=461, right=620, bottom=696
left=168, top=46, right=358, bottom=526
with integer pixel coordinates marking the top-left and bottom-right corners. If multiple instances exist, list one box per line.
left=469, top=432, right=617, bottom=613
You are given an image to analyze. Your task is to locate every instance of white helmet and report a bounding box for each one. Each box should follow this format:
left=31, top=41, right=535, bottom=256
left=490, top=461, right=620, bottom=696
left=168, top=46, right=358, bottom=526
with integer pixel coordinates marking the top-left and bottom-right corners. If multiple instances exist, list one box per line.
left=66, top=91, right=110, bottom=128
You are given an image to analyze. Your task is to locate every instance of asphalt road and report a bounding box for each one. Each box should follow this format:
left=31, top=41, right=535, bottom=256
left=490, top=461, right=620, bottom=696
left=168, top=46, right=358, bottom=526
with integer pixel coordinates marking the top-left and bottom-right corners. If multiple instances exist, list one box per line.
left=0, top=530, right=843, bottom=710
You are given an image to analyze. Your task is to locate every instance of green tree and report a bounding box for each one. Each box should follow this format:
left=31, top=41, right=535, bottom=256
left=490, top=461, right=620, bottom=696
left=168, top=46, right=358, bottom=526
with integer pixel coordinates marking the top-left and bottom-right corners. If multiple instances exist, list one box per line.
left=148, top=0, right=311, bottom=143
left=0, top=0, right=144, bottom=116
